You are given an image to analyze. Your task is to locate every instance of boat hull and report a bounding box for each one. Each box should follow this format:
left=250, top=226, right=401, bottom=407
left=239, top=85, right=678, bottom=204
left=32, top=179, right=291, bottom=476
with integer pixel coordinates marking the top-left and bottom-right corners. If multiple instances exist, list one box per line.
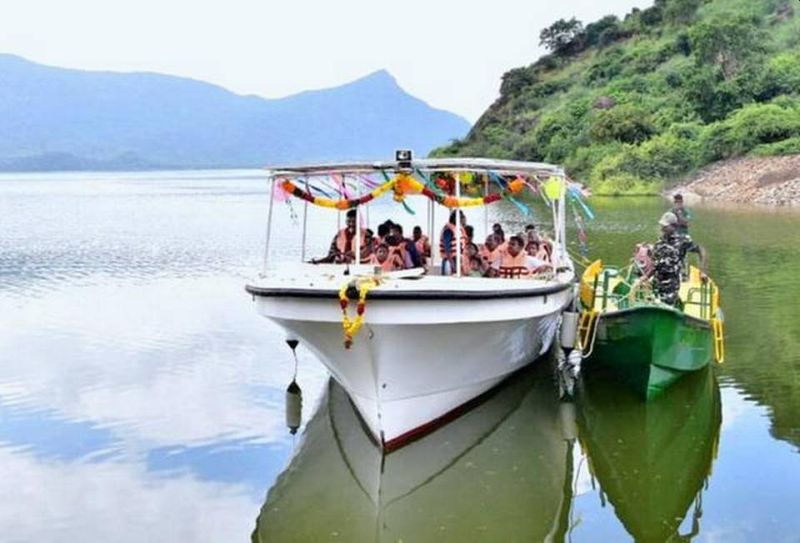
left=249, top=272, right=573, bottom=448
left=587, top=306, right=713, bottom=400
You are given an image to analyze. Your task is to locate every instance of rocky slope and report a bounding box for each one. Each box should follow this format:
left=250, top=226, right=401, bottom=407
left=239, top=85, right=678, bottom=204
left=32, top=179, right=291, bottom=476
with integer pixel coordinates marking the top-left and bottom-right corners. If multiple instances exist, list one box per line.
left=671, top=154, right=800, bottom=206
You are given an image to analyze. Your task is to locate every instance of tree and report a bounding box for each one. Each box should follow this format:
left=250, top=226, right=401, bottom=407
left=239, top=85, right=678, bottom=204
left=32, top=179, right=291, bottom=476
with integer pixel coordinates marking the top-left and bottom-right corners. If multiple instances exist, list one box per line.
left=585, top=15, right=620, bottom=47
left=590, top=104, right=656, bottom=144
left=690, top=13, right=767, bottom=79
left=664, top=0, right=702, bottom=25
left=499, top=67, right=538, bottom=98
left=539, top=18, right=585, bottom=56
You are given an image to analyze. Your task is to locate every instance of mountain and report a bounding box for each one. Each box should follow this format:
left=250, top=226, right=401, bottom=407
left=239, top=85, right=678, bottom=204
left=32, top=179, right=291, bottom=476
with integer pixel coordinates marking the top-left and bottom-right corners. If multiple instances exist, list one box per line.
left=433, top=0, right=800, bottom=195
left=0, top=55, right=470, bottom=171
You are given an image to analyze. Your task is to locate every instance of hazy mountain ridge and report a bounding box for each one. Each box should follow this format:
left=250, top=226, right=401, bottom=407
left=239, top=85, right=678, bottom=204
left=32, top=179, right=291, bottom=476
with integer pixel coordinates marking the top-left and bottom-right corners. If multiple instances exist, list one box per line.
left=0, top=55, right=470, bottom=171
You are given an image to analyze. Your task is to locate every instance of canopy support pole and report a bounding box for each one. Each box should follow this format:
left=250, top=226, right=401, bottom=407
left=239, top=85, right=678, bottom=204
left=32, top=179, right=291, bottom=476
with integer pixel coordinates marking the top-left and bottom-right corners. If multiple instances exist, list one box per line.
left=431, top=194, right=437, bottom=271
left=263, top=177, right=276, bottom=274
left=301, top=177, right=309, bottom=263
left=455, top=174, right=462, bottom=277
left=484, top=175, right=489, bottom=242
left=354, top=175, right=361, bottom=265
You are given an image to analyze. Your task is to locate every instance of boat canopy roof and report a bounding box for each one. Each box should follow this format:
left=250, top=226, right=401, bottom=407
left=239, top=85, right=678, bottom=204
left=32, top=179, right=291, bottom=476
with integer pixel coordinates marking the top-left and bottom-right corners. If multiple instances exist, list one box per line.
left=267, top=158, right=565, bottom=179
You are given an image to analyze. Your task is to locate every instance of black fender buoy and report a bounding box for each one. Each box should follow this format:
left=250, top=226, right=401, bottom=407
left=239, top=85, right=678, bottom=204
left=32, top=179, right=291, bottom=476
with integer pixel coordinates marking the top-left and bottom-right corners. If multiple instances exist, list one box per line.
left=286, top=380, right=302, bottom=435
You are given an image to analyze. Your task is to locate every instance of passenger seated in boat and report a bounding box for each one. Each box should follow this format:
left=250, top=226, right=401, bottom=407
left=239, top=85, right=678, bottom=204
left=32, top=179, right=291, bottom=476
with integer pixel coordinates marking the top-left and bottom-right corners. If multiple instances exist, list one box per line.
left=376, top=221, right=392, bottom=245
left=525, top=242, right=553, bottom=273
left=461, top=242, right=481, bottom=275
left=631, top=243, right=654, bottom=278
left=479, top=234, right=504, bottom=267
left=541, top=241, right=553, bottom=263
left=312, top=209, right=364, bottom=264
left=465, top=225, right=475, bottom=244
left=439, top=210, right=467, bottom=275
left=495, top=235, right=531, bottom=279
left=525, top=224, right=540, bottom=244
left=492, top=223, right=504, bottom=239
left=359, top=229, right=376, bottom=263
left=467, top=255, right=485, bottom=277
left=369, top=243, right=404, bottom=273
left=388, top=223, right=422, bottom=268
left=526, top=239, right=551, bottom=263
left=413, top=226, right=431, bottom=265
left=492, top=224, right=508, bottom=252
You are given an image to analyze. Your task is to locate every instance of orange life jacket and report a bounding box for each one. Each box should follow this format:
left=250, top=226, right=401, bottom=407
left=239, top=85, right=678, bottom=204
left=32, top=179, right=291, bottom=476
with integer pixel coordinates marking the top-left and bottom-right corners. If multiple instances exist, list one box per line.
left=498, top=251, right=530, bottom=279
left=439, top=223, right=467, bottom=259
left=415, top=236, right=430, bottom=259
left=479, top=245, right=505, bottom=266
left=335, top=228, right=366, bottom=254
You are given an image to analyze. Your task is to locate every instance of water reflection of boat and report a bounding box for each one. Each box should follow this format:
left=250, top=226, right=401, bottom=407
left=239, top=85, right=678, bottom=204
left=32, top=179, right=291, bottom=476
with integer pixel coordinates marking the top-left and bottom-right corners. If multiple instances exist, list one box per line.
left=577, top=367, right=721, bottom=543
left=252, top=365, right=576, bottom=542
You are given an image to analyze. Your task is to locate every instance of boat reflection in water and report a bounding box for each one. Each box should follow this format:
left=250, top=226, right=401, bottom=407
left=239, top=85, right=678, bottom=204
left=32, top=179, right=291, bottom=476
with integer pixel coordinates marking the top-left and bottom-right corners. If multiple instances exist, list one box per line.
left=252, top=364, right=577, bottom=542
left=577, top=366, right=722, bottom=543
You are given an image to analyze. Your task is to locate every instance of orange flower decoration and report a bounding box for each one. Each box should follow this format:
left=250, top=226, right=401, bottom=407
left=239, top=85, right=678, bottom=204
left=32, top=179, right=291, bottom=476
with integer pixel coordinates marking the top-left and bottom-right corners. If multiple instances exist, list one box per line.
left=443, top=195, right=458, bottom=208
left=508, top=177, right=526, bottom=194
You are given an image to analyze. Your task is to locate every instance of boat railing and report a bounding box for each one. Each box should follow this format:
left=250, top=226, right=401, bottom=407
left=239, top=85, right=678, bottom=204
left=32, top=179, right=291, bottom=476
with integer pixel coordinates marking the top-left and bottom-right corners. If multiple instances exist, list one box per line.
left=684, top=283, right=718, bottom=320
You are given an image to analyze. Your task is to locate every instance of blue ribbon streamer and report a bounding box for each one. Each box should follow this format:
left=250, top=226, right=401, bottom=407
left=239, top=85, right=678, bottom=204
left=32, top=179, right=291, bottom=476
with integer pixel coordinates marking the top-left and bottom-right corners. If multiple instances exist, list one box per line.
left=568, top=187, right=595, bottom=220
left=488, top=171, right=531, bottom=216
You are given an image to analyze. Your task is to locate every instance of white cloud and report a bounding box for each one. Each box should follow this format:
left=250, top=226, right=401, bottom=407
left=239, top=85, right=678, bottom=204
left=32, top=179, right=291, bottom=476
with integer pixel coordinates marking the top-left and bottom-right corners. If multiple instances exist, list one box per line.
left=0, top=275, right=329, bottom=449
left=0, top=447, right=258, bottom=543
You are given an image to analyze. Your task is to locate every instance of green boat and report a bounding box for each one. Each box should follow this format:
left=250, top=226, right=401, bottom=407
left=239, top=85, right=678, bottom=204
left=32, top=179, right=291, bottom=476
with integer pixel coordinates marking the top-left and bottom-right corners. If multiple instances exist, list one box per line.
left=577, top=366, right=722, bottom=542
left=578, top=260, right=724, bottom=399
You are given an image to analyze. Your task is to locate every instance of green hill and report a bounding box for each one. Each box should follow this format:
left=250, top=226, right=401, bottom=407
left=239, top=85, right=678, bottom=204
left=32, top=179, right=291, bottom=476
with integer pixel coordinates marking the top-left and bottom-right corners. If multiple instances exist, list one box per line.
left=433, top=0, right=800, bottom=195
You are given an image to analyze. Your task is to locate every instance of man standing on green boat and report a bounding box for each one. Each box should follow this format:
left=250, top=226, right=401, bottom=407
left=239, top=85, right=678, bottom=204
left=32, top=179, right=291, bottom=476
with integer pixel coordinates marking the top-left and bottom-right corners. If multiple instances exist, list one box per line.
left=671, top=193, right=692, bottom=236
left=648, top=212, right=708, bottom=307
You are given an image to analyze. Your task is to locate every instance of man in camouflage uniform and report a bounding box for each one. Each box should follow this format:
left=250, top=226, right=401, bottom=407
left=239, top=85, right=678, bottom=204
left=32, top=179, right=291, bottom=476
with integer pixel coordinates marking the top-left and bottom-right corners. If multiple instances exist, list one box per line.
left=648, top=212, right=707, bottom=307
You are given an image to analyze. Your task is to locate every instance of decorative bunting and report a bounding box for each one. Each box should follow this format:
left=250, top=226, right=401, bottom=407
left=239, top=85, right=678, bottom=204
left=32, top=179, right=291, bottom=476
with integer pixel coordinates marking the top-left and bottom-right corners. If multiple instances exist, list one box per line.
left=279, top=173, right=527, bottom=210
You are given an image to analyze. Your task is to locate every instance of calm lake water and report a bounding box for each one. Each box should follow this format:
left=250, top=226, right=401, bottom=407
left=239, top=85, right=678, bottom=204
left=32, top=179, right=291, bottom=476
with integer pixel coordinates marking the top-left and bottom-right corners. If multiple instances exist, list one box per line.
left=1, top=170, right=798, bottom=542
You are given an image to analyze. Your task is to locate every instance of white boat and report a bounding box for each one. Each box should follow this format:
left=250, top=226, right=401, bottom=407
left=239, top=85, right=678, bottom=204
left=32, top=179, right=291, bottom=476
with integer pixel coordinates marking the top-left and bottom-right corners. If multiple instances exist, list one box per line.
left=246, top=156, right=577, bottom=449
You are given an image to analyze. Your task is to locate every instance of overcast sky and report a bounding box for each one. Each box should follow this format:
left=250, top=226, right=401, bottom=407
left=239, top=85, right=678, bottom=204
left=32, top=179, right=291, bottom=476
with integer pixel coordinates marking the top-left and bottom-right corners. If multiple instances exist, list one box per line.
left=0, top=0, right=652, bottom=122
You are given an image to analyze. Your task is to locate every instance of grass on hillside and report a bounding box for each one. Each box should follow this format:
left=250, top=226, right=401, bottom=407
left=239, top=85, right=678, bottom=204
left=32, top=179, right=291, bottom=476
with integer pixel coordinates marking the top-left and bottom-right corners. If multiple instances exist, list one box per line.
left=434, top=0, right=800, bottom=195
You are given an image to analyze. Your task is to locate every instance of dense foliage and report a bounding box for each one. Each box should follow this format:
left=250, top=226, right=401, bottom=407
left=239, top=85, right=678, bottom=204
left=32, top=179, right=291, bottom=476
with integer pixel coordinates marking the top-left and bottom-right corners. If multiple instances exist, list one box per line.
left=433, top=0, right=800, bottom=194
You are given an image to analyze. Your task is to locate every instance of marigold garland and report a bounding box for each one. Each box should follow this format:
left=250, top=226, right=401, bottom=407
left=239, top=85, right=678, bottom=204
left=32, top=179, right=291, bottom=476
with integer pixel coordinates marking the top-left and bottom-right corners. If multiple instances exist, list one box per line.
left=338, top=276, right=382, bottom=349
left=279, top=173, right=526, bottom=210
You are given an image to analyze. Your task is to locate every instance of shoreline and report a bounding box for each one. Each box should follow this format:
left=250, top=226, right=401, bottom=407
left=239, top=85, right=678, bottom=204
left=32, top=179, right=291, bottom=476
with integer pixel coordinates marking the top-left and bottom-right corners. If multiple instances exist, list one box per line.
left=666, top=154, right=800, bottom=208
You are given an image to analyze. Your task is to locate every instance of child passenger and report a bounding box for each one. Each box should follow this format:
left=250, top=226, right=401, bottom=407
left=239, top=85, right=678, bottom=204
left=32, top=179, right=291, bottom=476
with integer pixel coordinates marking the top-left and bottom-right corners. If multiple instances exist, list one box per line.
left=467, top=256, right=484, bottom=277
left=369, top=243, right=404, bottom=273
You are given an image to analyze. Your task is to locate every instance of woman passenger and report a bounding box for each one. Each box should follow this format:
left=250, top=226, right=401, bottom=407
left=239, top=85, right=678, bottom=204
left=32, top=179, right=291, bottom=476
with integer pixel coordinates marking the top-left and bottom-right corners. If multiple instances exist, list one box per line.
left=479, top=234, right=504, bottom=268
left=461, top=242, right=481, bottom=275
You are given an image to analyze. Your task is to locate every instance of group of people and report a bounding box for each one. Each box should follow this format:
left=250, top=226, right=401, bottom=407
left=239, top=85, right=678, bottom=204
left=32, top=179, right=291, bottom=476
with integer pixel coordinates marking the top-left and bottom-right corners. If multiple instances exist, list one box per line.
left=311, top=209, right=425, bottom=271
left=633, top=193, right=708, bottom=307
left=312, top=208, right=554, bottom=278
left=439, top=211, right=554, bottom=278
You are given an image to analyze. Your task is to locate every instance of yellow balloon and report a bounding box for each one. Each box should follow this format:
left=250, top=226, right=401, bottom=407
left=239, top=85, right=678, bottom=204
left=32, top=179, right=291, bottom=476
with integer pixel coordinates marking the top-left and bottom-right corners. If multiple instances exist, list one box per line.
left=543, top=177, right=565, bottom=200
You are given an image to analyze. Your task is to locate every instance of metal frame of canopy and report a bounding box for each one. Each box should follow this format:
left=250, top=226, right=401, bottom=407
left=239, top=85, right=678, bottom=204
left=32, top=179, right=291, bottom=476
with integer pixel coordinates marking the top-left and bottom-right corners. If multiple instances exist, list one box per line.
left=267, top=158, right=565, bottom=178
left=261, top=157, right=568, bottom=277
